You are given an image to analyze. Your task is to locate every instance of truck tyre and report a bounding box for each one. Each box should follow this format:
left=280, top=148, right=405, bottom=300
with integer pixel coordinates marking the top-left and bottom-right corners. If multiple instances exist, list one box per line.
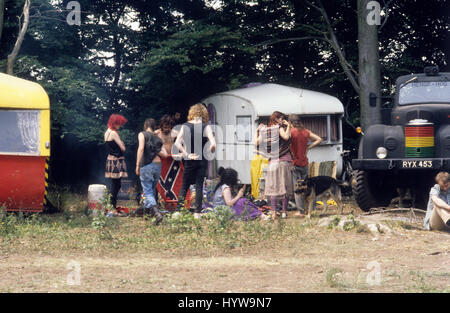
left=353, top=170, right=393, bottom=212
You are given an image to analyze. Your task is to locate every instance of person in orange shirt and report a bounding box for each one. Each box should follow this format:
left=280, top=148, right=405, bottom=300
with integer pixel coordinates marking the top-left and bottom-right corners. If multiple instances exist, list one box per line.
left=289, top=115, right=323, bottom=217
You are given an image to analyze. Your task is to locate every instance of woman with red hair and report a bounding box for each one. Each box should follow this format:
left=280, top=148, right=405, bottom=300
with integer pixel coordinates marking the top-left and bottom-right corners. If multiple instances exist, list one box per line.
left=104, top=114, right=128, bottom=211
left=257, top=111, right=293, bottom=220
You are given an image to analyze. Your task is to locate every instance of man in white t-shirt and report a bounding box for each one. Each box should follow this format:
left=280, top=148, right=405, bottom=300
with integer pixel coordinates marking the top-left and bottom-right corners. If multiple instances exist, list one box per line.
left=424, top=171, right=450, bottom=231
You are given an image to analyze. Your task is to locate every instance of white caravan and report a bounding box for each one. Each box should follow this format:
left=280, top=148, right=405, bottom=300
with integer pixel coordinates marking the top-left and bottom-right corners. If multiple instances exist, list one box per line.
left=202, top=83, right=345, bottom=184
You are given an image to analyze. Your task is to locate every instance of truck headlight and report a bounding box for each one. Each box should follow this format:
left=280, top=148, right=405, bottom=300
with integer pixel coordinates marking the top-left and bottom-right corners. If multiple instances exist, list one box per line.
left=376, top=147, right=387, bottom=159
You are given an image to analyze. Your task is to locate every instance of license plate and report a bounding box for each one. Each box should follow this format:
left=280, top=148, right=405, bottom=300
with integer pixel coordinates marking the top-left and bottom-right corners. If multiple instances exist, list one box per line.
left=401, top=160, right=433, bottom=168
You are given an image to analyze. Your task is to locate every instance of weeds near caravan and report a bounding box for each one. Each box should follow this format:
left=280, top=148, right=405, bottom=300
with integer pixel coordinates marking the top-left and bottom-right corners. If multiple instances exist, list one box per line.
left=46, top=184, right=87, bottom=213
left=0, top=205, right=17, bottom=236
left=165, top=208, right=202, bottom=234
left=204, top=206, right=235, bottom=234
left=91, top=192, right=118, bottom=240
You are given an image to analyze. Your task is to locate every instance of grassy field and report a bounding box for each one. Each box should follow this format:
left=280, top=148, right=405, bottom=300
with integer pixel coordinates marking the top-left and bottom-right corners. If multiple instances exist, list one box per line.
left=0, top=193, right=449, bottom=293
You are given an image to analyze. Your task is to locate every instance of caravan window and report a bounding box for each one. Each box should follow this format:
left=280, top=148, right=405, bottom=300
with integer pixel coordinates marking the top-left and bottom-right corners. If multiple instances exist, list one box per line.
left=301, top=115, right=340, bottom=142
left=236, top=115, right=252, bottom=142
left=301, top=116, right=328, bottom=140
left=0, top=110, right=40, bottom=155
left=330, top=115, right=340, bottom=142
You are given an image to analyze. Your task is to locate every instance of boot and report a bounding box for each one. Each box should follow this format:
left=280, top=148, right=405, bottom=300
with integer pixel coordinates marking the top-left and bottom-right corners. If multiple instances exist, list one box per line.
left=132, top=206, right=145, bottom=217
left=143, top=206, right=155, bottom=217
left=151, top=206, right=163, bottom=225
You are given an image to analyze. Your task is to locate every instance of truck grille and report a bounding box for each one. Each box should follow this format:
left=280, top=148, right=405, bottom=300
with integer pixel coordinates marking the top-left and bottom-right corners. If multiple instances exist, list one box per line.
left=405, top=122, right=434, bottom=158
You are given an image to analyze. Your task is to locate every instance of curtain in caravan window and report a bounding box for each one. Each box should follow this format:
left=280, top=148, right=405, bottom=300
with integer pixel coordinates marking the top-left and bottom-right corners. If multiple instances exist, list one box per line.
left=18, top=111, right=40, bottom=153
left=0, top=110, right=40, bottom=154
left=301, top=116, right=327, bottom=140
left=330, top=115, right=339, bottom=142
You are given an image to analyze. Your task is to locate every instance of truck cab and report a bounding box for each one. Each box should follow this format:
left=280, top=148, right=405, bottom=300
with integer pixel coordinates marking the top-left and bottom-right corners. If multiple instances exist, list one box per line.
left=352, top=67, right=450, bottom=211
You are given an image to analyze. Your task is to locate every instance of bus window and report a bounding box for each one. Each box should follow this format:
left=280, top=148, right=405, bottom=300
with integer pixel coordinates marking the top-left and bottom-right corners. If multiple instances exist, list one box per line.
left=0, top=110, right=40, bottom=155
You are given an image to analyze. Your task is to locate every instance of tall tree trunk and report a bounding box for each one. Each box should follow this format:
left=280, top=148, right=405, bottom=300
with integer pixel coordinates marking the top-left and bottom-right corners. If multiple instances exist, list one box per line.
left=0, top=0, right=4, bottom=41
left=7, top=0, right=31, bottom=75
left=358, top=0, right=381, bottom=130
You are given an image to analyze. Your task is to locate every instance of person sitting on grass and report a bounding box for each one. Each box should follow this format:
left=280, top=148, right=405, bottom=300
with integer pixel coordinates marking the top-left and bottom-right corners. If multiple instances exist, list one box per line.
left=424, top=171, right=450, bottom=232
left=212, top=168, right=268, bottom=220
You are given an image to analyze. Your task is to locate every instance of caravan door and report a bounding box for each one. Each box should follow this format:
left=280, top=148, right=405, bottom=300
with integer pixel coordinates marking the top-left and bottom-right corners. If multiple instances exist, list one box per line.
left=222, top=95, right=254, bottom=184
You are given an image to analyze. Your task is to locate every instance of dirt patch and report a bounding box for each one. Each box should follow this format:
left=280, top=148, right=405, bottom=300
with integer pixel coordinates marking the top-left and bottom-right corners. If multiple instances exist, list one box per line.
left=0, top=203, right=449, bottom=292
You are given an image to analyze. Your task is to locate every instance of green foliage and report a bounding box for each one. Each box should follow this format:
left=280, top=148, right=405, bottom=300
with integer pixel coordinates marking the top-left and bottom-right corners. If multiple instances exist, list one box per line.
left=204, top=205, right=235, bottom=234
left=328, top=216, right=341, bottom=229
left=0, top=205, right=18, bottom=236
left=90, top=193, right=117, bottom=241
left=165, top=208, right=202, bottom=234
left=343, top=215, right=360, bottom=232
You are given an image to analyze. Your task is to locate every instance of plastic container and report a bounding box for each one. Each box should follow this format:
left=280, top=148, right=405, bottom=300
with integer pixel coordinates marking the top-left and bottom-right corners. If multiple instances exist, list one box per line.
left=88, top=184, right=107, bottom=215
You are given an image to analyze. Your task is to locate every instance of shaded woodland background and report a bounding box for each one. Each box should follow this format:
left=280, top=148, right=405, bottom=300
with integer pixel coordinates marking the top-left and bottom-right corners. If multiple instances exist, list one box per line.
left=0, top=0, right=448, bottom=189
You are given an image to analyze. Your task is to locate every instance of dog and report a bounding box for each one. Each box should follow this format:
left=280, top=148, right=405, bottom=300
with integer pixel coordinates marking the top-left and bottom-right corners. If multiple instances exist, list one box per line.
left=396, top=187, right=417, bottom=208
left=295, top=176, right=344, bottom=218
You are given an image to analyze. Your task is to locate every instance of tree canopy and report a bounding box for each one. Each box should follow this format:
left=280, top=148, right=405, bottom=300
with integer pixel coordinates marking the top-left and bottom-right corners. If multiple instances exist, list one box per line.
left=0, top=0, right=448, bottom=186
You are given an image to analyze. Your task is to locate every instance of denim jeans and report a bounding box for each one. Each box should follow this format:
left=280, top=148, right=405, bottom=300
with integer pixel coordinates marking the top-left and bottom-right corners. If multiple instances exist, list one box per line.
left=140, top=162, right=161, bottom=208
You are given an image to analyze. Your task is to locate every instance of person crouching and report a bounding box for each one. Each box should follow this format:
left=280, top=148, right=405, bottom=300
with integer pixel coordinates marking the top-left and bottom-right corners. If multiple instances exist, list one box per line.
left=135, top=118, right=168, bottom=225
left=424, top=171, right=450, bottom=232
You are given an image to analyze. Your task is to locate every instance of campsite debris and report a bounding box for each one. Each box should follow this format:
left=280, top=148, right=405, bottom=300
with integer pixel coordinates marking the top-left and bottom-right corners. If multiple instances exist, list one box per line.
left=316, top=212, right=423, bottom=235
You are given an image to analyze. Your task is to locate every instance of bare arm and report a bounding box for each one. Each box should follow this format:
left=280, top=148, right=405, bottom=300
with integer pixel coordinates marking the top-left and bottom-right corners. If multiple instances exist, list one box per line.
left=171, top=129, right=179, bottom=140
left=222, top=185, right=245, bottom=207
left=205, top=125, right=216, bottom=152
left=279, top=120, right=291, bottom=140
left=431, top=195, right=450, bottom=211
left=135, top=132, right=145, bottom=175
left=307, top=131, right=323, bottom=151
left=112, top=131, right=126, bottom=152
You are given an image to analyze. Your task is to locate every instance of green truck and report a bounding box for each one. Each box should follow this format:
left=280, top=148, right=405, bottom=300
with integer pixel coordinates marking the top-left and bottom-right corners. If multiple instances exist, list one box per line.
left=352, top=66, right=450, bottom=211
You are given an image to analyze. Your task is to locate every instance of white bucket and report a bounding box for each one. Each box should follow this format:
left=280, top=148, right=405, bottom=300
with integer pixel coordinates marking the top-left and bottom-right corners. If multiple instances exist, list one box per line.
left=88, top=184, right=107, bottom=215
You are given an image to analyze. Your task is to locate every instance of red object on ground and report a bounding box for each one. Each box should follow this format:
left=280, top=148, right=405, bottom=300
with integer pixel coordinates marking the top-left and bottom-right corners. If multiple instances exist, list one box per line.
left=115, top=206, right=130, bottom=214
left=0, top=155, right=46, bottom=212
left=88, top=202, right=102, bottom=211
left=157, top=156, right=191, bottom=210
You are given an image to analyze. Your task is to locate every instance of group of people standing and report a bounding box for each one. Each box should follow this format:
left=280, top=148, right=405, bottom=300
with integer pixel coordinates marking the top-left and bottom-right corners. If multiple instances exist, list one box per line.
left=104, top=104, right=216, bottom=224
left=253, top=111, right=323, bottom=220
left=104, top=104, right=323, bottom=224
